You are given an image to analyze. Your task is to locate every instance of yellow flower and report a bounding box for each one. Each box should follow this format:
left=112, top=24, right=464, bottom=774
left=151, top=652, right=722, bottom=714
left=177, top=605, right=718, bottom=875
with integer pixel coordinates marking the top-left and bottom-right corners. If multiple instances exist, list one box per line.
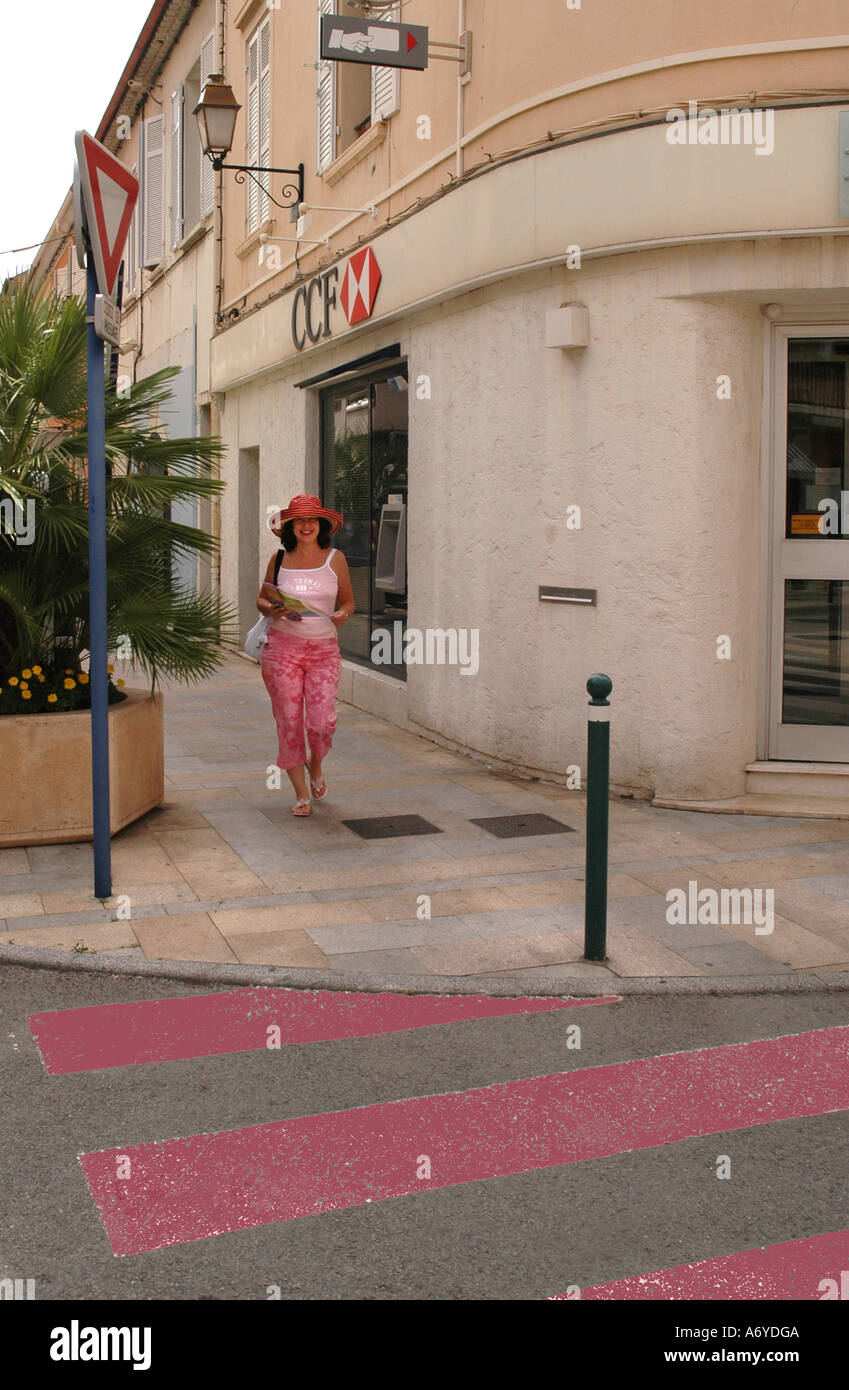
left=47, top=693, right=58, bottom=704
left=22, top=668, right=32, bottom=679
left=32, top=665, right=42, bottom=675
left=64, top=669, right=73, bottom=675
left=8, top=677, right=18, bottom=687
left=37, top=674, right=45, bottom=683
left=116, top=679, right=125, bottom=688
left=21, top=690, right=32, bottom=700
left=63, top=678, right=76, bottom=690
left=107, top=664, right=115, bottom=674
left=78, top=672, right=89, bottom=684
left=20, top=683, right=29, bottom=691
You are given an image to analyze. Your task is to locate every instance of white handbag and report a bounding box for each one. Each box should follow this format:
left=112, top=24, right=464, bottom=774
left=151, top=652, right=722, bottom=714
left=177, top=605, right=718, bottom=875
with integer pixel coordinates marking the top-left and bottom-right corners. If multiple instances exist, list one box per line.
left=244, top=614, right=271, bottom=661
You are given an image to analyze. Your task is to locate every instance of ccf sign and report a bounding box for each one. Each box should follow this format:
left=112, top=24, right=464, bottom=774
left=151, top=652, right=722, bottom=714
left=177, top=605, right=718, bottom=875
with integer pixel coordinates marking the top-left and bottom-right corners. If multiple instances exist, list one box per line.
left=291, top=246, right=382, bottom=349
left=291, top=268, right=338, bottom=349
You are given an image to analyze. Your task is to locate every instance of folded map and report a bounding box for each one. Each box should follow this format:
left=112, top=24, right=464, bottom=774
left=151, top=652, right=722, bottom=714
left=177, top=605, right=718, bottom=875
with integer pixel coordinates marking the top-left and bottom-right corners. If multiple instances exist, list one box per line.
left=261, top=582, right=325, bottom=617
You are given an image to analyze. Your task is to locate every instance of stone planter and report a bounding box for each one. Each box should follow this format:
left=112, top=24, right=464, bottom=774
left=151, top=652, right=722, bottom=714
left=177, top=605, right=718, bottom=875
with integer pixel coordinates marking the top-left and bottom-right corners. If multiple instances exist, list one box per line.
left=0, top=689, right=164, bottom=847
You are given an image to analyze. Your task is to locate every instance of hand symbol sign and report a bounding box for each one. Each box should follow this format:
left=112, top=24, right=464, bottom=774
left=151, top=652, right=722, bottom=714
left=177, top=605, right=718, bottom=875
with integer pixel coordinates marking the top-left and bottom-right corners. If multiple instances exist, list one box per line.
left=340, top=32, right=376, bottom=53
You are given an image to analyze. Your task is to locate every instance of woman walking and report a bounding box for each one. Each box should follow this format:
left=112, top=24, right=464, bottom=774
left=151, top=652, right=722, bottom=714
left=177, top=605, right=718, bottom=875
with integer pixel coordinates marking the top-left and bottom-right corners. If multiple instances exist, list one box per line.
left=256, top=494, right=354, bottom=816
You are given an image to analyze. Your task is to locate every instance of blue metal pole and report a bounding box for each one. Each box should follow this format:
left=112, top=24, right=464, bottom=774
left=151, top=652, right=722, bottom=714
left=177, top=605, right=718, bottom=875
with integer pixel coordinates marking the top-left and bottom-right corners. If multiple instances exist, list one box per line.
left=86, top=265, right=112, bottom=897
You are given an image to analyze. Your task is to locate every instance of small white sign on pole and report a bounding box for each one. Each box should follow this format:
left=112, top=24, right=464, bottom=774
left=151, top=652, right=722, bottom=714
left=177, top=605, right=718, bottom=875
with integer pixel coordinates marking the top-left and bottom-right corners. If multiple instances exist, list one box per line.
left=93, top=294, right=122, bottom=346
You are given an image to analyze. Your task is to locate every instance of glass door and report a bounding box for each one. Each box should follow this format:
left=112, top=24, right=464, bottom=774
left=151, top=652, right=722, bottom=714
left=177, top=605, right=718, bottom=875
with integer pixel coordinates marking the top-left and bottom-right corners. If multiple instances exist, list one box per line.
left=320, top=367, right=408, bottom=677
left=768, top=332, right=849, bottom=759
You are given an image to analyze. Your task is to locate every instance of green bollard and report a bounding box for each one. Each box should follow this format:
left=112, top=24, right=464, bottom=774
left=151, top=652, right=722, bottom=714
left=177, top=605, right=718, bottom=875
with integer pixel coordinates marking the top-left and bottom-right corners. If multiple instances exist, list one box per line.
left=583, top=673, right=612, bottom=962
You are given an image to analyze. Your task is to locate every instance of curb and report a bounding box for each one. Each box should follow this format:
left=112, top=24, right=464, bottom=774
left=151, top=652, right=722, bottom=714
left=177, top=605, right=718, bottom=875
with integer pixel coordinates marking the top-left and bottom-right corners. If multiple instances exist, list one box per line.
left=2, top=942, right=849, bottom=997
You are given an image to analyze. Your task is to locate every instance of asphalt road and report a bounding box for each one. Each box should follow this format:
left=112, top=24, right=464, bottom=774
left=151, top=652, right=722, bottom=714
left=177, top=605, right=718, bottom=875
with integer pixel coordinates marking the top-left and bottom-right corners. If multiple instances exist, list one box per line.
left=2, top=962, right=848, bottom=1314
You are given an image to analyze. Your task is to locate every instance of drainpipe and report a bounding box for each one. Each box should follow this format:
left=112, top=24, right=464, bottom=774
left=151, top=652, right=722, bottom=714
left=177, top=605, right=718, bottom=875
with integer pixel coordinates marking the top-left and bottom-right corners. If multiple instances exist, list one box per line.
left=456, top=0, right=465, bottom=179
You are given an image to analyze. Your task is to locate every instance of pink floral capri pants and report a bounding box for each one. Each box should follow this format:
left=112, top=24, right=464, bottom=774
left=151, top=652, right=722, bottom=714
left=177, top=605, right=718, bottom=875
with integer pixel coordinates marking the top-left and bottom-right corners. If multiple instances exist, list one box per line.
left=261, top=629, right=342, bottom=771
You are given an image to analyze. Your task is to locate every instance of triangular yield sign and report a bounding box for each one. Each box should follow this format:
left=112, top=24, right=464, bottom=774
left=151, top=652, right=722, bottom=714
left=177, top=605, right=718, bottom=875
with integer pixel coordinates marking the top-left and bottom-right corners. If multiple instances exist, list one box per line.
left=406, top=31, right=417, bottom=50
left=74, top=131, right=139, bottom=300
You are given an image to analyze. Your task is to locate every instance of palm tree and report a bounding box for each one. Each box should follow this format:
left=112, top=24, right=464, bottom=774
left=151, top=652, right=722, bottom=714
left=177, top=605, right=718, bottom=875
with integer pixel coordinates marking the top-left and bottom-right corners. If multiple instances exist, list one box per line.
left=0, top=280, right=237, bottom=700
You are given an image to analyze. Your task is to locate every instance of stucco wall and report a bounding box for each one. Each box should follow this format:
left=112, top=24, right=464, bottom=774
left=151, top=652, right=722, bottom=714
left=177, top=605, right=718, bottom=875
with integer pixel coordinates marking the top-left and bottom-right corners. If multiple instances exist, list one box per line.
left=399, top=257, right=763, bottom=799
left=219, top=241, right=770, bottom=799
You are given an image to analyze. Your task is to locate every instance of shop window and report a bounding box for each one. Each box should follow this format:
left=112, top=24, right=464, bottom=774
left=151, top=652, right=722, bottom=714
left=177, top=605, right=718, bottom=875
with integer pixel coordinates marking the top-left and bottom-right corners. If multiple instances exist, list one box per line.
left=320, top=367, right=408, bottom=677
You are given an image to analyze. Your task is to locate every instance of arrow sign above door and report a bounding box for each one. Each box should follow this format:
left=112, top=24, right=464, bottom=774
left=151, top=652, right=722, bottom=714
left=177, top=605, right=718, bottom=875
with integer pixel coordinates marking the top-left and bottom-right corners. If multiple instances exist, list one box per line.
left=74, top=131, right=139, bottom=301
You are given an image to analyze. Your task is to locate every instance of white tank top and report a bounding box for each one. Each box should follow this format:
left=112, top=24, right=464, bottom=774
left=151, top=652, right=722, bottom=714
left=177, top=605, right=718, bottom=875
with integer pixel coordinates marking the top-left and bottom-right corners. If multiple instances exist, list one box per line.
left=270, top=548, right=339, bottom=640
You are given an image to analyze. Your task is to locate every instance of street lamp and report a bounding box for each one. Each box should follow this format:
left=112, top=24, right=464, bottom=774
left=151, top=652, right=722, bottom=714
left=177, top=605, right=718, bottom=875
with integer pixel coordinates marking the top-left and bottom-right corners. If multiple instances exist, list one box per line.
left=194, top=74, right=304, bottom=211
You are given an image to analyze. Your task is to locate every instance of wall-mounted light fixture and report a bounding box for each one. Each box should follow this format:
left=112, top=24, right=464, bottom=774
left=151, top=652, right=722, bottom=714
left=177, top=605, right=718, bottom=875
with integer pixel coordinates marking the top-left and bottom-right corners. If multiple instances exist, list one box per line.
left=194, top=74, right=304, bottom=211
left=545, top=304, right=590, bottom=350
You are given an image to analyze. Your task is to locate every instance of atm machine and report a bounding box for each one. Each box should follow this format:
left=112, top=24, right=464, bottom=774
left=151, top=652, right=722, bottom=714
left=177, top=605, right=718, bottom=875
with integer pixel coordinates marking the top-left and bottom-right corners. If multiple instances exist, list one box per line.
left=374, top=496, right=407, bottom=608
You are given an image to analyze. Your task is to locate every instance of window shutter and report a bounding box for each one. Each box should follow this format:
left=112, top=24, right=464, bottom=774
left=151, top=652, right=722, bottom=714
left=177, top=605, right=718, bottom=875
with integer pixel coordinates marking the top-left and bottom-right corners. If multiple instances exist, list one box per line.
left=246, top=17, right=271, bottom=232
left=246, top=26, right=260, bottom=231
left=259, top=17, right=270, bottom=225
left=141, top=114, right=164, bottom=267
left=71, top=260, right=87, bottom=298
left=199, top=30, right=216, bottom=217
left=371, top=3, right=400, bottom=121
left=316, top=0, right=336, bottom=172
left=169, top=86, right=183, bottom=249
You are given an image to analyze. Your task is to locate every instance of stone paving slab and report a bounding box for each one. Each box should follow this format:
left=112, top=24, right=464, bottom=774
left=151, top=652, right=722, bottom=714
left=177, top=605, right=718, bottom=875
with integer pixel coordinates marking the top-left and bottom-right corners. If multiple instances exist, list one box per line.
left=132, top=914, right=239, bottom=963
left=228, top=928, right=331, bottom=969
left=4, top=651, right=849, bottom=985
left=2, top=922, right=140, bottom=952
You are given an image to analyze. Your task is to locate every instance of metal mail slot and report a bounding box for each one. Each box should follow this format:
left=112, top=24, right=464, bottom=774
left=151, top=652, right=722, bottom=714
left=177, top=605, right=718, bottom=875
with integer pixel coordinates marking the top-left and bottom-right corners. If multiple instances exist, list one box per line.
left=538, top=586, right=597, bottom=605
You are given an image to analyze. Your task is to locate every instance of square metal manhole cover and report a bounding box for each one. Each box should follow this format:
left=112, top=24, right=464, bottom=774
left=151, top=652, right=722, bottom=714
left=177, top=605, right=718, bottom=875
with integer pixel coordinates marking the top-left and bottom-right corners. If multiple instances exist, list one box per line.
left=343, top=815, right=443, bottom=840
left=470, top=813, right=576, bottom=838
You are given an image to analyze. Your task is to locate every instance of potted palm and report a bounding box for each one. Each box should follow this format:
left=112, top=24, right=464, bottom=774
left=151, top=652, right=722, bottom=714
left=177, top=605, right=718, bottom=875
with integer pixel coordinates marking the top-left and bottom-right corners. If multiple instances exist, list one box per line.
left=0, top=281, right=236, bottom=846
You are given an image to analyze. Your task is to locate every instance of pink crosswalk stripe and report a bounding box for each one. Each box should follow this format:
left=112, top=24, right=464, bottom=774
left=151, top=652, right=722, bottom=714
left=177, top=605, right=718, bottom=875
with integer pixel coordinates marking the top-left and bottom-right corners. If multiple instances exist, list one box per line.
left=80, top=1024, right=849, bottom=1255
left=551, top=1227, right=849, bottom=1300
left=28, top=987, right=615, bottom=1074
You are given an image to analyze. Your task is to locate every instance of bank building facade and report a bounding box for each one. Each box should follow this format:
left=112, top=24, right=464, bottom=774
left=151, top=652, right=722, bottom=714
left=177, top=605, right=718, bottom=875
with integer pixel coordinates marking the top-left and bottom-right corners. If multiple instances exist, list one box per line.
left=34, top=0, right=849, bottom=811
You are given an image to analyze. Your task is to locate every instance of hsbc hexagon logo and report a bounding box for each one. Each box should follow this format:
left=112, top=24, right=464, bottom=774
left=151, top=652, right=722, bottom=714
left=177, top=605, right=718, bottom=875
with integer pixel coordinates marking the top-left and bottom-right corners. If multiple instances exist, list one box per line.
left=340, top=246, right=382, bottom=325
left=291, top=246, right=383, bottom=350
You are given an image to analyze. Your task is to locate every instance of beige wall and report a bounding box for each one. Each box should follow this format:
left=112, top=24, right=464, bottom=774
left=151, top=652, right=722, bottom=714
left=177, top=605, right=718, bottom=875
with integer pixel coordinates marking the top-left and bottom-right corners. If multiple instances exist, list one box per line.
left=217, top=1, right=849, bottom=318
left=211, top=103, right=849, bottom=392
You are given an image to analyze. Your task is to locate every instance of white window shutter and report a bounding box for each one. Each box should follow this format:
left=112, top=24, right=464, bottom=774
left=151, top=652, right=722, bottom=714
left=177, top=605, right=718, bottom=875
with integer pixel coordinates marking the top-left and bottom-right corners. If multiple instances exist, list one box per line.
left=169, top=86, right=184, bottom=250
left=246, top=27, right=260, bottom=231
left=199, top=30, right=216, bottom=217
left=371, top=3, right=400, bottom=121
left=316, top=0, right=336, bottom=172
left=141, top=114, right=164, bottom=267
left=71, top=260, right=87, bottom=298
left=259, top=17, right=270, bottom=225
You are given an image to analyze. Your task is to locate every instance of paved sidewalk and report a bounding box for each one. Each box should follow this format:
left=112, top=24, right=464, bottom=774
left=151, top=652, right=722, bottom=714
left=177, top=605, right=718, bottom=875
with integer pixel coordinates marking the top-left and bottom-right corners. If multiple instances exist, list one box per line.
left=3, top=653, right=849, bottom=986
